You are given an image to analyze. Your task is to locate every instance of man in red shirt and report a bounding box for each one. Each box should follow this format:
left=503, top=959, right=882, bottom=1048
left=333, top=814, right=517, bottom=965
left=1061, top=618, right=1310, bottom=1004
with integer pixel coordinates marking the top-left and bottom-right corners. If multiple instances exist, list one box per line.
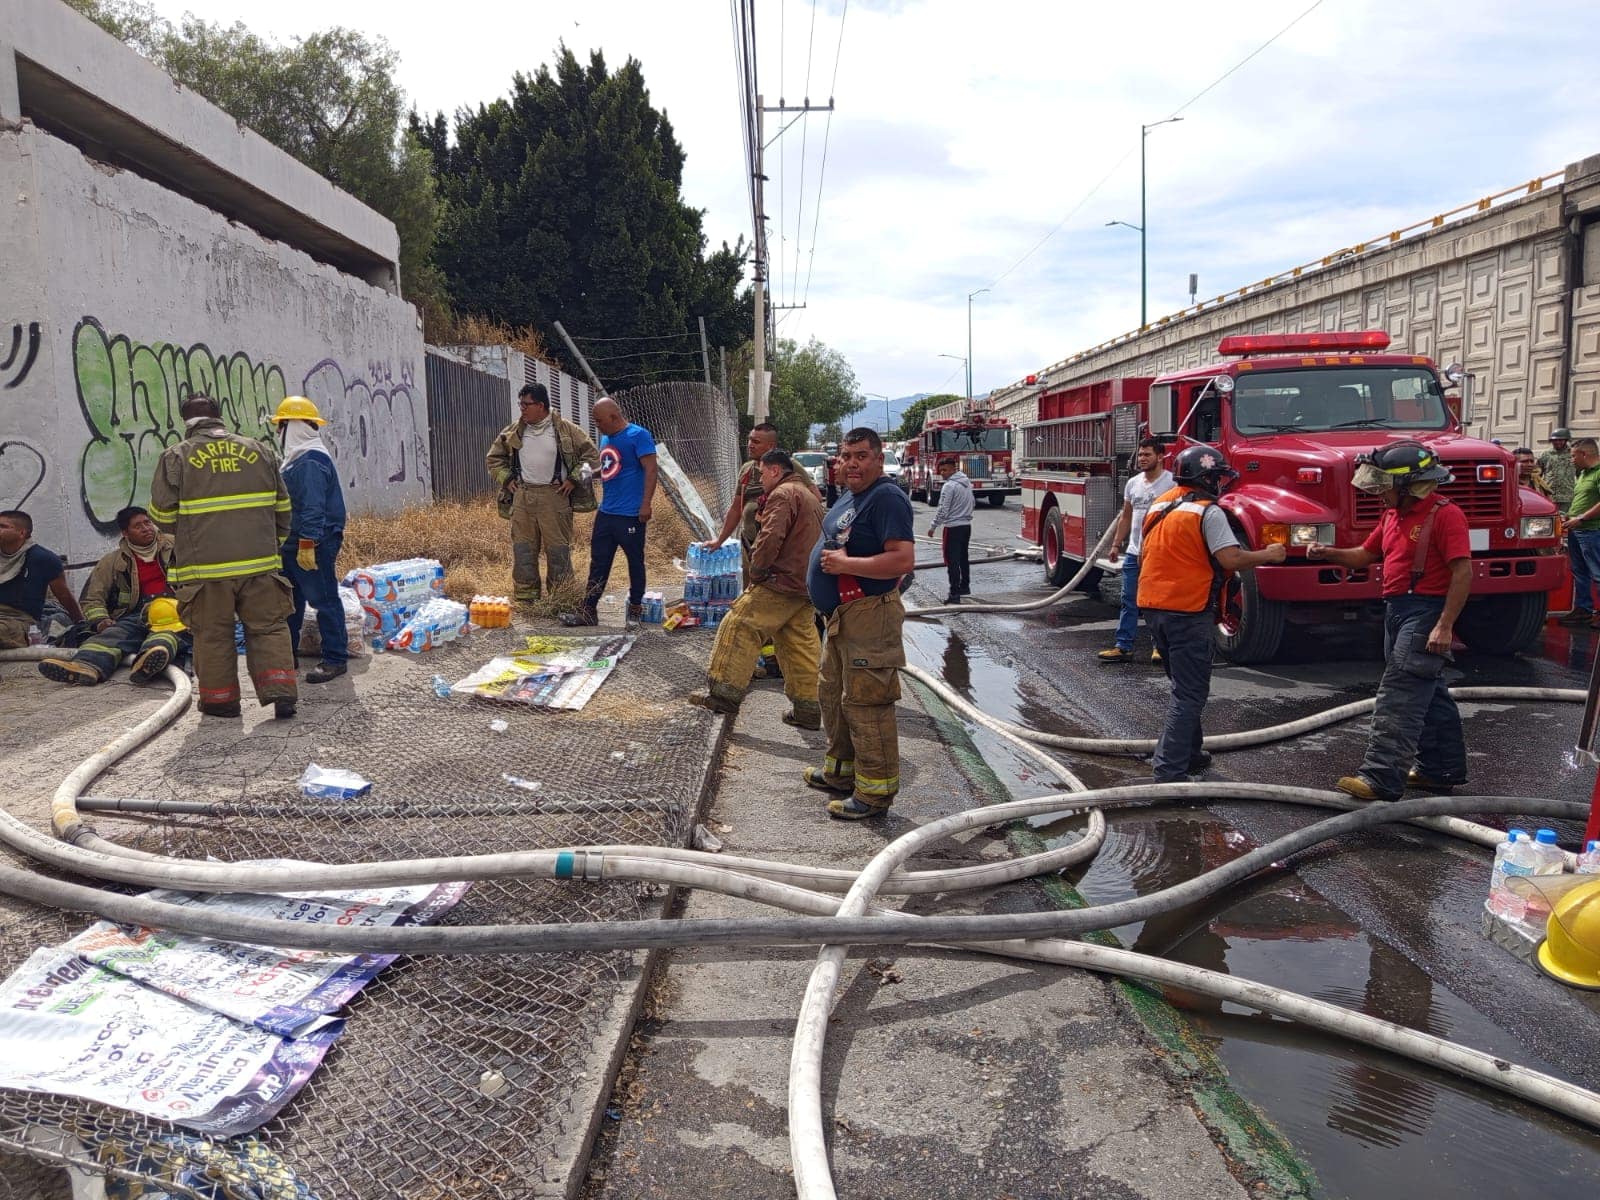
left=1308, top=441, right=1472, bottom=801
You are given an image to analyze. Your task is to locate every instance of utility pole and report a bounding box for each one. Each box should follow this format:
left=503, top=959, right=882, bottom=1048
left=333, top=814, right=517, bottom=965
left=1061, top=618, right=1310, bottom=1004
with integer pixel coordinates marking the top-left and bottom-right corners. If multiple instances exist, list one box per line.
left=1139, top=117, right=1183, bottom=329
left=697, top=315, right=711, bottom=386
left=751, top=93, right=834, bottom=423
left=966, top=288, right=989, bottom=402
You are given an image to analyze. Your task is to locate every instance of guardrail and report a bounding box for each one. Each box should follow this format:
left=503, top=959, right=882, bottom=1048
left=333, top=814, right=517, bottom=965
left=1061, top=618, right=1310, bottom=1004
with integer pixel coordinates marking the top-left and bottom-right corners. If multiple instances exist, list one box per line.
left=1003, top=169, right=1566, bottom=397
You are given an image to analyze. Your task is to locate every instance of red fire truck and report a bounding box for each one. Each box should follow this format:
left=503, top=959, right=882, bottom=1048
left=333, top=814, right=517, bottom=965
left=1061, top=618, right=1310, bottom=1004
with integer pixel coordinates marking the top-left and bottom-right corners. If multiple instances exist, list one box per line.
left=904, top=399, right=1020, bottom=508
left=1018, top=331, right=1564, bottom=662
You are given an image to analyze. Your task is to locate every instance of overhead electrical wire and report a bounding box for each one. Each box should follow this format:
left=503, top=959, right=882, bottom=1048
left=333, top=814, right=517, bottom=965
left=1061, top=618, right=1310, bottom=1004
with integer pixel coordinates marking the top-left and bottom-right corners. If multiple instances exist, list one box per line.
left=986, top=0, right=1329, bottom=289
left=797, top=0, right=847, bottom=314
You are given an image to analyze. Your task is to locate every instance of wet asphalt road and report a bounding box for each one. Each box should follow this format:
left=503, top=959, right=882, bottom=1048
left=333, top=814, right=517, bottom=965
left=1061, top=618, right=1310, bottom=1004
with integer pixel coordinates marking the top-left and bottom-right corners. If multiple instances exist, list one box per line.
left=900, top=499, right=1600, bottom=1196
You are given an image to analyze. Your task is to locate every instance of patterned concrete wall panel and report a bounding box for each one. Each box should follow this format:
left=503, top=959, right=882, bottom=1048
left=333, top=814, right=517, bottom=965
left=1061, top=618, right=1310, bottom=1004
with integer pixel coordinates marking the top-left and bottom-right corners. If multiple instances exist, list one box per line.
left=1411, top=275, right=1438, bottom=323
left=1411, top=323, right=1437, bottom=361
left=1494, top=380, right=1524, bottom=427
left=1496, top=329, right=1529, bottom=382
left=1466, top=312, right=1496, bottom=364
left=1536, top=238, right=1565, bottom=294
left=1439, top=286, right=1466, bottom=340
left=1468, top=257, right=1499, bottom=309
left=1531, top=351, right=1564, bottom=405
left=1498, top=273, right=1532, bottom=332
left=1386, top=303, right=1410, bottom=346
left=1535, top=297, right=1567, bottom=350
left=1321, top=300, right=1342, bottom=330
left=1363, top=290, right=1386, bottom=327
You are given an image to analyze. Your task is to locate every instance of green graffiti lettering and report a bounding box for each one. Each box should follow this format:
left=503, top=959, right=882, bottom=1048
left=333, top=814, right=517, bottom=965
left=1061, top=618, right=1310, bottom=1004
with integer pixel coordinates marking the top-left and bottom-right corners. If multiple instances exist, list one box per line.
left=73, top=318, right=289, bottom=532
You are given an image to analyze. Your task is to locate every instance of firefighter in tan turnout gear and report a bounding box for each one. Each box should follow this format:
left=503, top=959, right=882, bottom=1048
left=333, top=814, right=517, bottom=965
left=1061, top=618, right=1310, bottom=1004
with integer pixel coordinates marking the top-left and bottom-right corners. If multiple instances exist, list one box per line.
left=149, top=395, right=299, bottom=719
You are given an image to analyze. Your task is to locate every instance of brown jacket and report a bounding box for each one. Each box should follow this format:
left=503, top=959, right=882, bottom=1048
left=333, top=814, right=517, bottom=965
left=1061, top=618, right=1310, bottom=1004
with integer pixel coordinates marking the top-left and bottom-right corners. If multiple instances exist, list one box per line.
left=737, top=459, right=821, bottom=546
left=749, top=471, right=824, bottom=596
left=81, top=535, right=177, bottom=623
left=486, top=412, right=602, bottom=516
left=149, top=418, right=290, bottom=585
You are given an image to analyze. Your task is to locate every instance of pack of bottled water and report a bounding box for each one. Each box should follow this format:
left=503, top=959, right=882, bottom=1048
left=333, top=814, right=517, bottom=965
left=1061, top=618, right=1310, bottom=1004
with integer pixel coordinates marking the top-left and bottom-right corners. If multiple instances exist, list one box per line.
left=389, top=597, right=470, bottom=653
left=684, top=543, right=741, bottom=604
left=349, top=558, right=445, bottom=605
left=640, top=591, right=666, bottom=623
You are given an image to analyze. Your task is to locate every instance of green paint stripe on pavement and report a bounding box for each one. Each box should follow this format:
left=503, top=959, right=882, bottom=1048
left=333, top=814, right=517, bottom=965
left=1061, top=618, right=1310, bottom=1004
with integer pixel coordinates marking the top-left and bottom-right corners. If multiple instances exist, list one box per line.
left=907, top=676, right=1318, bottom=1200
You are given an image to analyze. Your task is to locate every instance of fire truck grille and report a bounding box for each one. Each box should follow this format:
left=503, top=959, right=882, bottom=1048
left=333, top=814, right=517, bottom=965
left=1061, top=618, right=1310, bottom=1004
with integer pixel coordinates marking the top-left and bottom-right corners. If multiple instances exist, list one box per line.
left=963, top=455, right=991, bottom=479
left=1352, top=462, right=1505, bottom=526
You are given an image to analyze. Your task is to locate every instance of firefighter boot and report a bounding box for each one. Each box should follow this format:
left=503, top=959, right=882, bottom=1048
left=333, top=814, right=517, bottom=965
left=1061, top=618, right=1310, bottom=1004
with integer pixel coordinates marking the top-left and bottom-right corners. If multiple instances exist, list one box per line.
left=1335, top=775, right=1398, bottom=802
left=783, top=700, right=822, bottom=730
left=38, top=657, right=102, bottom=686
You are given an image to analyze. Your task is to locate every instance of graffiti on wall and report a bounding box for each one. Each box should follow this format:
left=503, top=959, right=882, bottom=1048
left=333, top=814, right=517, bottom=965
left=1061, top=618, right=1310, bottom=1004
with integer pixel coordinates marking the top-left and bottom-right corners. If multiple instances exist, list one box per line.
left=2, top=323, right=41, bottom=389
left=0, top=441, right=47, bottom=511
left=301, top=357, right=430, bottom=493
left=72, top=318, right=426, bottom=531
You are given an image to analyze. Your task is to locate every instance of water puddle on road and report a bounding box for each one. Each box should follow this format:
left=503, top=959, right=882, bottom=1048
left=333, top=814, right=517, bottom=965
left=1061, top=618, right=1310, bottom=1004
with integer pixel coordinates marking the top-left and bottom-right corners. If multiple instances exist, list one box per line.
left=905, top=620, right=1600, bottom=1197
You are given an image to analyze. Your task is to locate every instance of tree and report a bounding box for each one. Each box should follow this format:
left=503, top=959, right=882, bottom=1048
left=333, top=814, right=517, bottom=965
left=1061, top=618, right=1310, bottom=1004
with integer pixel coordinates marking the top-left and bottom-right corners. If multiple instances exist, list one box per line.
left=817, top=422, right=844, bottom=447
left=67, top=1, right=449, bottom=329
left=897, top=394, right=962, bottom=440
left=422, top=47, right=746, bottom=383
left=723, top=336, right=861, bottom=452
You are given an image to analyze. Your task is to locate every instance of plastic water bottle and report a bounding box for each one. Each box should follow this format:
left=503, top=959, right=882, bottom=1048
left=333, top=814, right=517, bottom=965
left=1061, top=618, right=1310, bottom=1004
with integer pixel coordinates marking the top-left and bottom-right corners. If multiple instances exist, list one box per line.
left=1578, top=841, right=1600, bottom=874
left=1488, top=829, right=1534, bottom=921
left=1525, top=829, right=1566, bottom=922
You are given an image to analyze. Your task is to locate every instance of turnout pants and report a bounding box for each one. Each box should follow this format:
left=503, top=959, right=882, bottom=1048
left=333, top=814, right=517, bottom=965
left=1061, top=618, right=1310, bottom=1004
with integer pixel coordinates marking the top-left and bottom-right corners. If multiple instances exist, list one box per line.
left=706, top=584, right=821, bottom=709
left=818, top=591, right=906, bottom=806
left=1356, top=594, right=1467, bottom=797
left=1148, top=608, right=1214, bottom=782
left=73, top=610, right=186, bottom=680
left=581, top=512, right=648, bottom=612
left=175, top=573, right=298, bottom=708
left=0, top=605, right=29, bottom=649
left=943, top=525, right=972, bottom=597
left=511, top=484, right=575, bottom=599
left=284, top=531, right=348, bottom=667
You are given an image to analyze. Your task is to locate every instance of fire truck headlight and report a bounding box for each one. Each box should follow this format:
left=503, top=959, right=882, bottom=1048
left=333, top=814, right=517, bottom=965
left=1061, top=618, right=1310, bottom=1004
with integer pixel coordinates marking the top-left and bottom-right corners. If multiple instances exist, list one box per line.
left=1290, top=523, right=1333, bottom=546
left=1521, top=516, right=1556, bottom=540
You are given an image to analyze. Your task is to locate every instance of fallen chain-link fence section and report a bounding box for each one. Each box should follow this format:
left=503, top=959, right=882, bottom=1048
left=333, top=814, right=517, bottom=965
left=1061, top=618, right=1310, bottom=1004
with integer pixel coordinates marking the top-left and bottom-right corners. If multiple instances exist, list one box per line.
left=0, top=629, right=722, bottom=1199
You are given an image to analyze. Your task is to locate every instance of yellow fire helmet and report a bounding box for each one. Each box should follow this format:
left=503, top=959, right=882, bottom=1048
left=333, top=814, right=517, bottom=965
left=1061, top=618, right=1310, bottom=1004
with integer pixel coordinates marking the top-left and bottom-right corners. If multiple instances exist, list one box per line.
left=145, top=596, right=186, bottom=634
left=1536, top=876, right=1600, bottom=990
left=269, top=396, right=327, bottom=426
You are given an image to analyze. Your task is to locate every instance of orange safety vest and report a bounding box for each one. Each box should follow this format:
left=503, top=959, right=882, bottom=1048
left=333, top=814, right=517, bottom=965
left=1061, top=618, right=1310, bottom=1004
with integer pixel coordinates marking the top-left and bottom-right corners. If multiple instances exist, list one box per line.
left=1137, top=487, right=1224, bottom=613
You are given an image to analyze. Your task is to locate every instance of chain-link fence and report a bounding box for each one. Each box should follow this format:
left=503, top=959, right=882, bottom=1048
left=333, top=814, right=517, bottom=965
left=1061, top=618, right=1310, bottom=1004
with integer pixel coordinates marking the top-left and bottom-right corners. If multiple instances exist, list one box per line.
left=616, top=382, right=742, bottom=519
left=0, top=630, right=721, bottom=1199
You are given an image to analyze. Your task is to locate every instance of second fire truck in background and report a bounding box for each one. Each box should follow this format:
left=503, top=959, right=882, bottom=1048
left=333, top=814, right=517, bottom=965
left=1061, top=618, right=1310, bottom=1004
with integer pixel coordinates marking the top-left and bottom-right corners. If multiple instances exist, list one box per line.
left=903, top=398, right=1020, bottom=508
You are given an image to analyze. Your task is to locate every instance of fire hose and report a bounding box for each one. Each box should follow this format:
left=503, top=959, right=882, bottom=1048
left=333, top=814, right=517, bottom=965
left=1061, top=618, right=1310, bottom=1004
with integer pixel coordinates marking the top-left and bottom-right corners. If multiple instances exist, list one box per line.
left=3, top=632, right=1600, bottom=1200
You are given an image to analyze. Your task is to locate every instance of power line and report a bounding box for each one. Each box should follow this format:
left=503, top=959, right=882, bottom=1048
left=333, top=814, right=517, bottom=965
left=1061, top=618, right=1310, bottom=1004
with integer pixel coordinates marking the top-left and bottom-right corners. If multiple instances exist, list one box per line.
left=792, top=0, right=819, bottom=307
left=987, top=0, right=1327, bottom=289
left=798, top=0, right=848, bottom=313
left=574, top=331, right=697, bottom=344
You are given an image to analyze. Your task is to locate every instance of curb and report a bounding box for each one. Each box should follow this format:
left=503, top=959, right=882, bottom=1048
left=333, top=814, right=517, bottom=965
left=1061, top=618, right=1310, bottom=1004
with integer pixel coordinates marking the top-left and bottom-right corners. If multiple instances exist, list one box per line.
left=533, top=702, right=735, bottom=1199
left=907, top=675, right=1319, bottom=1199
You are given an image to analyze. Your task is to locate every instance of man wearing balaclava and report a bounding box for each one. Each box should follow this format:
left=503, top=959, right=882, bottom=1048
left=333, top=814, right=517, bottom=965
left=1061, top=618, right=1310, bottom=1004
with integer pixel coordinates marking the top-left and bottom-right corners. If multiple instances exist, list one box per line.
left=270, top=396, right=348, bottom=682
left=1308, top=440, right=1471, bottom=801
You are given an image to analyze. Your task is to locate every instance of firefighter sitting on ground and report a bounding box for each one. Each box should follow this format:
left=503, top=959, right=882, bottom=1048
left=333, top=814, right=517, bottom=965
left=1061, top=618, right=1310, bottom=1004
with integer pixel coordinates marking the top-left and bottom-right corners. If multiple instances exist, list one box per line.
left=38, top=505, right=189, bottom=686
left=689, top=449, right=825, bottom=727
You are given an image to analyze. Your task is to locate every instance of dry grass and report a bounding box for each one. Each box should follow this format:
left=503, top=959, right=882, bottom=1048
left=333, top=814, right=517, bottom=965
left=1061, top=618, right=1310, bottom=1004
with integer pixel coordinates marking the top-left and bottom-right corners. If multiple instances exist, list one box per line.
left=339, top=495, right=696, bottom=616
left=436, top=313, right=553, bottom=365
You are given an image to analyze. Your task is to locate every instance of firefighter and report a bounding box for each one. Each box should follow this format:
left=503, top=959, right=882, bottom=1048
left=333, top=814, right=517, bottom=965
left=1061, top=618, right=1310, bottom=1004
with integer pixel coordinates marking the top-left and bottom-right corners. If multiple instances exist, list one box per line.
left=703, top=421, right=820, bottom=585
left=690, top=449, right=825, bottom=726
left=270, top=396, right=349, bottom=682
left=804, top=427, right=916, bottom=819
left=1138, top=444, right=1285, bottom=782
left=487, top=383, right=601, bottom=606
left=149, top=395, right=298, bottom=719
left=1310, top=442, right=1472, bottom=801
left=37, top=506, right=185, bottom=685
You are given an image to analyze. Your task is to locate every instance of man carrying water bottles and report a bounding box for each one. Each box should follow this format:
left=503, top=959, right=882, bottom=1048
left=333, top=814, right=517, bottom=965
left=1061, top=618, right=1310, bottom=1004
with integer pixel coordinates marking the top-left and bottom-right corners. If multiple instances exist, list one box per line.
left=689, top=449, right=825, bottom=726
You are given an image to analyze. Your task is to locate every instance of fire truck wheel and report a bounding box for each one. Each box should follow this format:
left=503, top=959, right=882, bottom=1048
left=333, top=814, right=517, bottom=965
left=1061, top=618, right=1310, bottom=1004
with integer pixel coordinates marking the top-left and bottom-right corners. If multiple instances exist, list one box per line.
left=1215, top=568, right=1286, bottom=664
left=1043, top=507, right=1072, bottom=587
left=1454, top=593, right=1547, bottom=656
left=987, top=493, right=1006, bottom=508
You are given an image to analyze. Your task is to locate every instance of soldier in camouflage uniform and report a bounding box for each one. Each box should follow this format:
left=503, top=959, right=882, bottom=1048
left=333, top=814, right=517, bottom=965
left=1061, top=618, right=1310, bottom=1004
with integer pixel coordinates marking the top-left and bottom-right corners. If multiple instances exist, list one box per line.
left=1539, top=427, right=1575, bottom=509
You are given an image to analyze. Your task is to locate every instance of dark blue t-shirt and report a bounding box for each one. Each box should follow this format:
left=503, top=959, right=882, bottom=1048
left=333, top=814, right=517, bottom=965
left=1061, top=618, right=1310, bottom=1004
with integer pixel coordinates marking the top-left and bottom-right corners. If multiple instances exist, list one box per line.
left=598, top=423, right=657, bottom=516
left=807, top=476, right=915, bottom=615
left=0, top=545, right=65, bottom=621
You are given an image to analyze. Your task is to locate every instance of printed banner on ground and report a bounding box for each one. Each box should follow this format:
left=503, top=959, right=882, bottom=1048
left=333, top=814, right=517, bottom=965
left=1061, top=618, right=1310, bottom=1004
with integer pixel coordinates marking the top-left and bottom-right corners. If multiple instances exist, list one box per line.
left=0, top=946, right=341, bottom=1137
left=64, top=875, right=470, bottom=1037
left=451, top=634, right=635, bottom=710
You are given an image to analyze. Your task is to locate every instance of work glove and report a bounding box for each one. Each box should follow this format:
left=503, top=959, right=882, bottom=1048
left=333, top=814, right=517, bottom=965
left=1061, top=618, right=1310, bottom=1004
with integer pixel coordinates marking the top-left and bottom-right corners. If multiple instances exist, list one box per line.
left=296, top=539, right=317, bottom=571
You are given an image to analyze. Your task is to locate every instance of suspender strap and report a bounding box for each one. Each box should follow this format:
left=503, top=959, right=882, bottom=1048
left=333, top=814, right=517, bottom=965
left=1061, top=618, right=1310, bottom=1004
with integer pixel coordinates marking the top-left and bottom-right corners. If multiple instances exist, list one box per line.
left=1408, top=496, right=1445, bottom=594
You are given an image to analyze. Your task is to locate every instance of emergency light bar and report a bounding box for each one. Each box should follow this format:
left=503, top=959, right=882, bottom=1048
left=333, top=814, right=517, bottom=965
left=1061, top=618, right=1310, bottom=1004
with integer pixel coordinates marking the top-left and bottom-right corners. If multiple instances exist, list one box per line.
left=1217, top=331, right=1392, bottom=356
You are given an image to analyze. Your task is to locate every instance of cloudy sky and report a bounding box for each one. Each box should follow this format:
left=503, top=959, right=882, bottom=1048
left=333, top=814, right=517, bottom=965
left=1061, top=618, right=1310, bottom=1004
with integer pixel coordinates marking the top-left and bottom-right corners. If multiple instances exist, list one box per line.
left=146, top=0, right=1600, bottom=407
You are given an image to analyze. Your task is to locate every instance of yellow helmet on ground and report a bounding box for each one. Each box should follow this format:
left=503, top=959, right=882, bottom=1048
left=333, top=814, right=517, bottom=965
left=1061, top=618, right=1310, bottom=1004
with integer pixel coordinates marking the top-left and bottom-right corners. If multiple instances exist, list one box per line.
left=1537, top=877, right=1600, bottom=990
left=146, top=597, right=186, bottom=634
left=269, top=396, right=327, bottom=426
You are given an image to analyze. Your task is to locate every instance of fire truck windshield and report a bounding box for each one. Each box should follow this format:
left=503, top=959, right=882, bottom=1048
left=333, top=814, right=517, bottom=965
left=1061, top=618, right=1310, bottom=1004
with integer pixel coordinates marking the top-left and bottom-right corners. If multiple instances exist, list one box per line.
left=1230, top=367, right=1449, bottom=435
left=930, top=428, right=1010, bottom=452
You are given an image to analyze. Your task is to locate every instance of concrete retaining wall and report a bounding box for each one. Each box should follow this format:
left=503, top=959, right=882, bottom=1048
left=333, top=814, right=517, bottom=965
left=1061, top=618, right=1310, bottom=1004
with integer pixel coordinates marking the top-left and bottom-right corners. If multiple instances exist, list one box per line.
left=0, top=122, right=427, bottom=569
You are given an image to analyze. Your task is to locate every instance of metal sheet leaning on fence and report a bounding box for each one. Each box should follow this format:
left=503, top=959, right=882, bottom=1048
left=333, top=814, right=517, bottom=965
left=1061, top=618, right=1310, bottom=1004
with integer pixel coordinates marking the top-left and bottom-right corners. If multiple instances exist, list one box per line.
left=148, top=395, right=298, bottom=719
left=803, top=429, right=916, bottom=821
left=487, top=382, right=601, bottom=604
left=693, top=450, right=826, bottom=727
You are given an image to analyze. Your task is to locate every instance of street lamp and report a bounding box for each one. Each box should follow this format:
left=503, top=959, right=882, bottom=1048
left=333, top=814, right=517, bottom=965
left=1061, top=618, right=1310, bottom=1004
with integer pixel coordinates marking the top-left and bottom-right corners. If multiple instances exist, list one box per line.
left=1107, top=116, right=1183, bottom=329
left=966, top=288, right=989, bottom=402
left=862, top=391, right=890, bottom=436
